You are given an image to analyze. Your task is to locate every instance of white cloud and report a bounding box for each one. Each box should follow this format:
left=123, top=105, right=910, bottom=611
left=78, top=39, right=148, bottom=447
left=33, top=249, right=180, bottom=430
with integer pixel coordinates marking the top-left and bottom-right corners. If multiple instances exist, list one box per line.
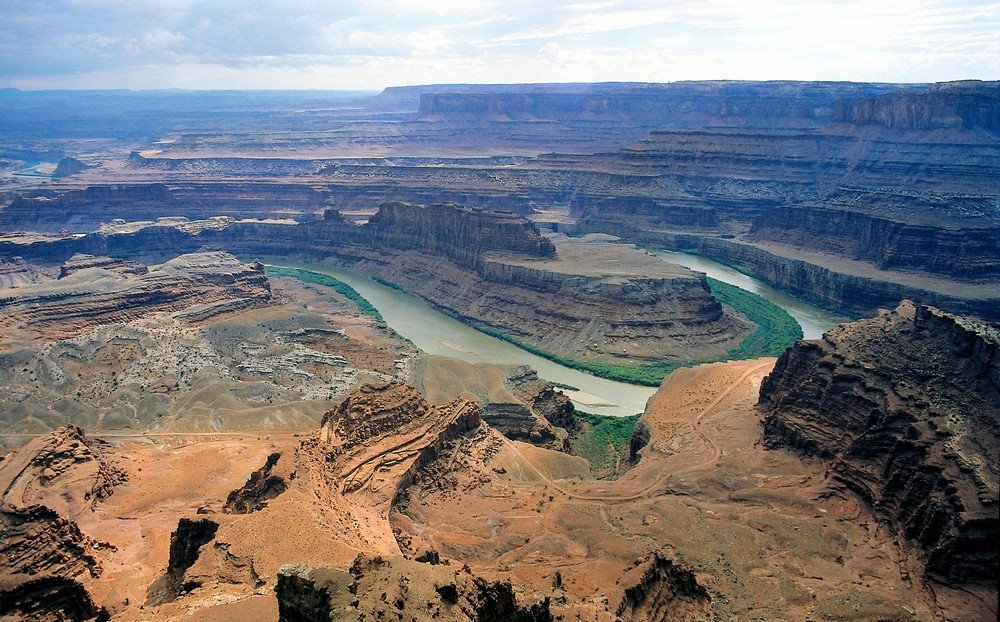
left=0, top=0, right=996, bottom=88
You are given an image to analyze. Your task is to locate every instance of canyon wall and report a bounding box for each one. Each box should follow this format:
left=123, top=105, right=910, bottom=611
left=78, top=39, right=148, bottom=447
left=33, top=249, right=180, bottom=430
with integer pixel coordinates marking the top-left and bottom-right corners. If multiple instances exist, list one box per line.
left=759, top=302, right=999, bottom=585
left=1, top=203, right=744, bottom=364
left=832, top=80, right=1000, bottom=130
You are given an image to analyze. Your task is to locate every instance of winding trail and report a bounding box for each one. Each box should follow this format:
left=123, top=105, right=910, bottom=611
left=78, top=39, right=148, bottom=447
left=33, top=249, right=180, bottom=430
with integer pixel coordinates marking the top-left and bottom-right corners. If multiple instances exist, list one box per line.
left=505, top=361, right=772, bottom=504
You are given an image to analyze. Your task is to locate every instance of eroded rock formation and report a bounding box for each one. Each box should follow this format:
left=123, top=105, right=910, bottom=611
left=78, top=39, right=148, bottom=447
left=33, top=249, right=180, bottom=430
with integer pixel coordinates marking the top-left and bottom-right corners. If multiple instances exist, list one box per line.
left=276, top=555, right=553, bottom=622
left=759, top=301, right=999, bottom=586
left=614, top=551, right=713, bottom=622
left=413, top=357, right=576, bottom=450
left=0, top=251, right=272, bottom=338
left=224, top=452, right=290, bottom=514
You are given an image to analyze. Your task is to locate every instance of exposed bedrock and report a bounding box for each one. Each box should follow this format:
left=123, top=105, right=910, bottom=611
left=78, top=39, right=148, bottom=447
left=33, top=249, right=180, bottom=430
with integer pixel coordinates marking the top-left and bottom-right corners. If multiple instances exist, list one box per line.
left=365, top=201, right=555, bottom=266
left=413, top=80, right=907, bottom=128
left=759, top=301, right=999, bottom=585
left=413, top=356, right=576, bottom=451
left=146, top=517, right=221, bottom=605
left=0, top=251, right=273, bottom=338
left=0, top=182, right=329, bottom=233
left=303, top=381, right=483, bottom=503
left=0, top=503, right=107, bottom=621
left=0, top=575, right=104, bottom=622
left=576, top=220, right=1000, bottom=322
left=0, top=257, right=57, bottom=288
left=223, top=452, right=290, bottom=514
left=614, top=551, right=713, bottom=622
left=295, top=382, right=489, bottom=554
left=832, top=80, right=1000, bottom=130
left=356, top=249, right=739, bottom=364
left=747, top=203, right=1000, bottom=280
left=276, top=556, right=554, bottom=622
left=0, top=425, right=128, bottom=513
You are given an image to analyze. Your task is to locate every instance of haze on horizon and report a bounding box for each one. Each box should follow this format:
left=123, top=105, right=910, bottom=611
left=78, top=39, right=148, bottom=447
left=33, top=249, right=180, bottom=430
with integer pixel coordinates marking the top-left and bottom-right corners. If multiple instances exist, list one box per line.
left=1, top=0, right=998, bottom=91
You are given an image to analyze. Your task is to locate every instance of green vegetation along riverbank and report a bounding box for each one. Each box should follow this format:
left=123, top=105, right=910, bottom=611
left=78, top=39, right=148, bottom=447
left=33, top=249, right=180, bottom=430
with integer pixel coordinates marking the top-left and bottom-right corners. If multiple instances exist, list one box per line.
left=265, top=264, right=388, bottom=323
left=570, top=411, right=642, bottom=478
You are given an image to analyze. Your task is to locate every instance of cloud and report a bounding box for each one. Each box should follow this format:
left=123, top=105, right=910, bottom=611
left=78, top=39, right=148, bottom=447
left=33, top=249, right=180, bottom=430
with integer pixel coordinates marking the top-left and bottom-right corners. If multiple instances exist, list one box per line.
left=0, top=0, right=996, bottom=88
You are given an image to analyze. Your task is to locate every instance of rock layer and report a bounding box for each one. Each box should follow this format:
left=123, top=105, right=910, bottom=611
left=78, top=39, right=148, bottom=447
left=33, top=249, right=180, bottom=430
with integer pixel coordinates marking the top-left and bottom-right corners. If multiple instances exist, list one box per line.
left=759, top=301, right=999, bottom=585
left=0, top=251, right=272, bottom=338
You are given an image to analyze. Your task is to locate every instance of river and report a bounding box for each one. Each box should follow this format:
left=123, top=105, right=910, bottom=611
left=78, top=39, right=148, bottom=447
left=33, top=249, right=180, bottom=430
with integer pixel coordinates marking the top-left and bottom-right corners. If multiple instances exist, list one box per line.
left=275, top=254, right=845, bottom=417
left=649, top=250, right=848, bottom=340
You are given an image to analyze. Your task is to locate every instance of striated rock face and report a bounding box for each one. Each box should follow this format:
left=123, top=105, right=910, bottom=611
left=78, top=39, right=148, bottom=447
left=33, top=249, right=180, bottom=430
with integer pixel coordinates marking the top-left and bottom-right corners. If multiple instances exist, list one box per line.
left=832, top=81, right=999, bottom=130
left=0, top=427, right=123, bottom=621
left=276, top=556, right=553, bottom=622
left=365, top=202, right=555, bottom=268
left=294, top=382, right=490, bottom=555
left=1, top=202, right=743, bottom=363
left=0, top=426, right=127, bottom=515
left=582, top=223, right=1000, bottom=321
left=58, top=253, right=148, bottom=279
left=0, top=251, right=272, bottom=338
left=0, top=575, right=102, bottom=621
left=412, top=357, right=576, bottom=451
left=0, top=503, right=107, bottom=621
left=614, top=551, right=713, bottom=622
left=0, top=504, right=103, bottom=579
left=759, top=301, right=999, bottom=584
left=0, top=256, right=57, bottom=289
left=0, top=182, right=328, bottom=233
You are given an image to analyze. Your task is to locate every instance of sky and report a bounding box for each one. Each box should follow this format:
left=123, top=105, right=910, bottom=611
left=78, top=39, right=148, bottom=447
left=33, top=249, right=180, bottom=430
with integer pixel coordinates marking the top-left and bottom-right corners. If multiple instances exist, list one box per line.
left=1, top=0, right=997, bottom=90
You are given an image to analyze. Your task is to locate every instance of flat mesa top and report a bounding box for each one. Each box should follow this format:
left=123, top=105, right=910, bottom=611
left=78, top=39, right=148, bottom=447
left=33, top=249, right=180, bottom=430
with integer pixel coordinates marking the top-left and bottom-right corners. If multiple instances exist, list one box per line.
left=492, top=234, right=694, bottom=280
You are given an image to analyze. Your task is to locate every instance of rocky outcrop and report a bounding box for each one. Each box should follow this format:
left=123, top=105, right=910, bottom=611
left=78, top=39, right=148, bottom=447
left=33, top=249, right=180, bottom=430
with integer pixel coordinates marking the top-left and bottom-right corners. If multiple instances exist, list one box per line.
left=414, top=81, right=904, bottom=128
left=412, top=357, right=576, bottom=451
left=58, top=253, right=147, bottom=279
left=0, top=504, right=103, bottom=579
left=295, top=382, right=489, bottom=554
left=0, top=575, right=103, bottom=621
left=747, top=202, right=1000, bottom=280
left=0, top=426, right=127, bottom=515
left=0, top=257, right=57, bottom=289
left=365, top=202, right=555, bottom=268
left=51, top=156, right=92, bottom=178
left=223, top=452, right=289, bottom=514
left=276, top=555, right=553, bottom=622
left=614, top=551, right=713, bottom=622
left=0, top=251, right=272, bottom=338
left=759, top=302, right=999, bottom=585
left=146, top=517, right=220, bottom=604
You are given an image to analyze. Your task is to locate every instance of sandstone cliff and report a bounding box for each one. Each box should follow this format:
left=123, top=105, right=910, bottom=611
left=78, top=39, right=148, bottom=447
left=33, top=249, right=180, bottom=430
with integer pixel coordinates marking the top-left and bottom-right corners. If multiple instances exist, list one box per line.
left=296, top=382, right=488, bottom=553
left=0, top=426, right=125, bottom=621
left=759, top=302, right=998, bottom=586
left=832, top=80, right=999, bottom=130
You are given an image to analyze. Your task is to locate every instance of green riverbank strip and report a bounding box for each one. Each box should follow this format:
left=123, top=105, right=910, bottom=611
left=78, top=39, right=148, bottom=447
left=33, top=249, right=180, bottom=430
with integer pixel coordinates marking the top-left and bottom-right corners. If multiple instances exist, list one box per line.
left=706, top=277, right=803, bottom=359
left=265, top=265, right=385, bottom=322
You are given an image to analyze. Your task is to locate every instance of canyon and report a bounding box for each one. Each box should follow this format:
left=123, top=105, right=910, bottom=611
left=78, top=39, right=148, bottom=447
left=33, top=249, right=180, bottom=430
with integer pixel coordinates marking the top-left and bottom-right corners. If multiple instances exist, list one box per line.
left=0, top=79, right=997, bottom=621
